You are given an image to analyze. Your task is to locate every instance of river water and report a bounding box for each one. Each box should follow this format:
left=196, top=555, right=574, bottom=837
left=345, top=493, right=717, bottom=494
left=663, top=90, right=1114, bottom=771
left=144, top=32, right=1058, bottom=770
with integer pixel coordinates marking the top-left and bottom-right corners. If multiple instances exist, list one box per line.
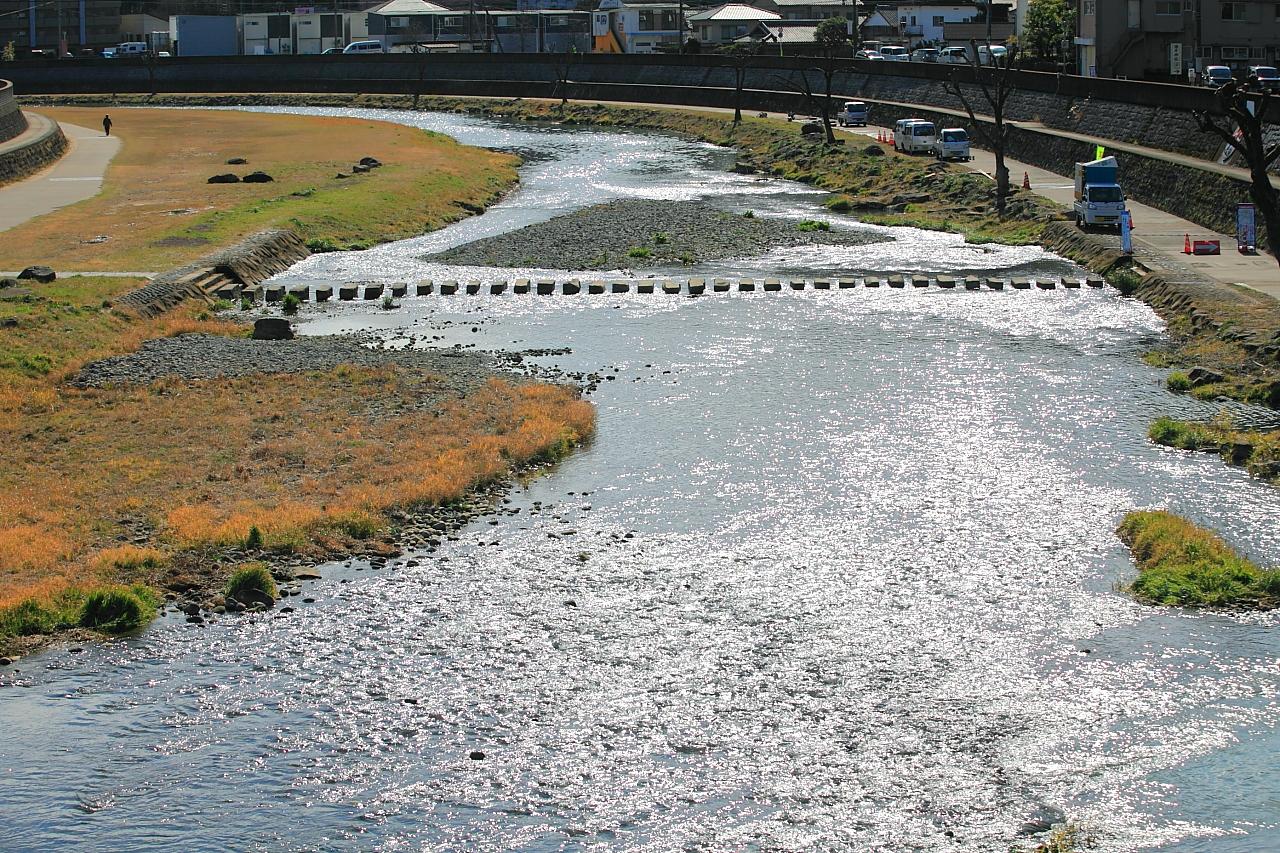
left=1, top=108, right=1277, bottom=853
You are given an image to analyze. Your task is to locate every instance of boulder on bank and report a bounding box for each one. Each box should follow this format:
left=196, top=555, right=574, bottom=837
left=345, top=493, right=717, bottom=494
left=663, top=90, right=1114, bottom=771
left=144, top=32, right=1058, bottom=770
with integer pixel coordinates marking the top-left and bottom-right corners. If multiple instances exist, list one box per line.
left=801, top=122, right=823, bottom=136
left=208, top=173, right=240, bottom=184
left=0, top=277, right=19, bottom=288
left=358, top=156, right=382, bottom=168
left=863, top=144, right=885, bottom=156
left=1187, top=366, right=1225, bottom=387
left=226, top=157, right=248, bottom=165
left=352, top=163, right=372, bottom=173
left=242, top=171, right=275, bottom=183
left=252, top=317, right=294, bottom=340
left=18, top=265, right=56, bottom=283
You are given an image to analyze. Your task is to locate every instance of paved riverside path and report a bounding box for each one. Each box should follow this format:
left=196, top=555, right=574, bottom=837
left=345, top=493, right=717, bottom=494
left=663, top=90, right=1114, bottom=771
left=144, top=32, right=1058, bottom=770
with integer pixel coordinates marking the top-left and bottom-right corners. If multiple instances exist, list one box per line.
left=0, top=118, right=121, bottom=233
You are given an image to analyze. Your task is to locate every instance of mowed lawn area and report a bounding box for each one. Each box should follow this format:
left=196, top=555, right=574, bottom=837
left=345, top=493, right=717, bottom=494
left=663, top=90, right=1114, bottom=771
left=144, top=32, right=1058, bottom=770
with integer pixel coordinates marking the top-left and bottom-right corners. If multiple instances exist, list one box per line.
left=0, top=106, right=519, bottom=271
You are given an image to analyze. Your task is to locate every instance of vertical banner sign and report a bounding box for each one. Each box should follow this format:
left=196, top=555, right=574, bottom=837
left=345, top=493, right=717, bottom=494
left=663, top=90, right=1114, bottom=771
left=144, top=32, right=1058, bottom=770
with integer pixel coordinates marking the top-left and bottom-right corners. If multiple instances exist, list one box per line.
left=1237, top=203, right=1257, bottom=253
left=1169, top=43, right=1182, bottom=76
left=1120, top=210, right=1133, bottom=255
left=1094, top=145, right=1105, bottom=161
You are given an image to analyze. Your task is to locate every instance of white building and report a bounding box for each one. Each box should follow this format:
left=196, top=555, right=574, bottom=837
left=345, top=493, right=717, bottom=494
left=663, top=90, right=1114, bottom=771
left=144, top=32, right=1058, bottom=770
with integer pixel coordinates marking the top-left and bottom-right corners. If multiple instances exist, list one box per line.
left=241, top=10, right=371, bottom=55
left=593, top=0, right=685, bottom=53
left=895, top=3, right=981, bottom=45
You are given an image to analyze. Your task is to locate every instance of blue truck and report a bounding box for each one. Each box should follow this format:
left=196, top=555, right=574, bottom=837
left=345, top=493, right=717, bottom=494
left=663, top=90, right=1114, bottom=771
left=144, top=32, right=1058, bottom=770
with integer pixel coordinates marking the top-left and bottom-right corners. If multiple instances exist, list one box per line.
left=1073, top=156, right=1126, bottom=231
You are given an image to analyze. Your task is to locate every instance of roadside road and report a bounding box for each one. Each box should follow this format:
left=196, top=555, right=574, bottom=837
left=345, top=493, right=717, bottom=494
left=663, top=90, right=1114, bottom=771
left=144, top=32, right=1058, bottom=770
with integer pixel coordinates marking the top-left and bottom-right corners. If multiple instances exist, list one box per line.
left=0, top=117, right=121, bottom=233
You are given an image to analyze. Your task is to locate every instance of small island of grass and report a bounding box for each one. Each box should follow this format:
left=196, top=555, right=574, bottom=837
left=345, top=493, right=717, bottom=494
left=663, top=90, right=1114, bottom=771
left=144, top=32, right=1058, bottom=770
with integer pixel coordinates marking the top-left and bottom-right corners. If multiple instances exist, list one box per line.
left=1116, top=510, right=1280, bottom=609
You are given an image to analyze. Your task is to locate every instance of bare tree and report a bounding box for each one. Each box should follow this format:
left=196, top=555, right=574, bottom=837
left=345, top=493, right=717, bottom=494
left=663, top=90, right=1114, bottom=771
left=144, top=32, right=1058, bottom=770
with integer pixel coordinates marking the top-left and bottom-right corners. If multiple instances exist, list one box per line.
left=1195, top=80, right=1280, bottom=265
left=945, top=39, right=1020, bottom=216
left=803, top=17, right=851, bottom=145
left=551, top=46, right=574, bottom=111
left=407, top=18, right=432, bottom=110
left=717, top=42, right=757, bottom=124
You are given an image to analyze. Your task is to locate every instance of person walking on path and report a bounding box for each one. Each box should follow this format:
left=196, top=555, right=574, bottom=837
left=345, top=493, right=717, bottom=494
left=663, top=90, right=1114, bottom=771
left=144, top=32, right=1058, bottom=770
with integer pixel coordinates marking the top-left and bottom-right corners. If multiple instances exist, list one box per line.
left=102, top=114, right=112, bottom=136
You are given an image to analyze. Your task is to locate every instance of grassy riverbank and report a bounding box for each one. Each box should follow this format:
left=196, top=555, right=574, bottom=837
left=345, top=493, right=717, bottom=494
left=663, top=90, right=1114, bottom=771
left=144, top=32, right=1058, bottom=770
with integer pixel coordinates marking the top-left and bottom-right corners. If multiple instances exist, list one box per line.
left=0, top=107, right=519, bottom=271
left=1148, top=416, right=1279, bottom=482
left=1117, top=510, right=1280, bottom=609
left=0, top=273, right=594, bottom=654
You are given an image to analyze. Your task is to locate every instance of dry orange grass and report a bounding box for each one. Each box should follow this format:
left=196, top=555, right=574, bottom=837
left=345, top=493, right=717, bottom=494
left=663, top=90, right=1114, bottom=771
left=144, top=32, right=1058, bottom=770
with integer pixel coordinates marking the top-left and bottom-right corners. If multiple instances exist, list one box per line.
left=0, top=362, right=594, bottom=609
left=0, top=107, right=518, bottom=271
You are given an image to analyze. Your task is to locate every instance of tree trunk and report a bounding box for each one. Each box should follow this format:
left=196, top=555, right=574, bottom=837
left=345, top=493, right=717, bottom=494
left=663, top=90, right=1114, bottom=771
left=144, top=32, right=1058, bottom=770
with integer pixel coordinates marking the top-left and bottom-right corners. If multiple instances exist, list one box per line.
left=994, top=154, right=1009, bottom=217
left=822, top=69, right=835, bottom=145
left=1251, top=176, right=1280, bottom=266
left=734, top=68, right=743, bottom=124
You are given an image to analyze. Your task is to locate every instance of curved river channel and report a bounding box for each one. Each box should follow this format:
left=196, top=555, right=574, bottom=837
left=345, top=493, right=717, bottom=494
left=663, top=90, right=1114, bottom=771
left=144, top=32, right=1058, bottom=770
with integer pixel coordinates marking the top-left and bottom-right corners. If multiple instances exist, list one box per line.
left=2, top=108, right=1278, bottom=852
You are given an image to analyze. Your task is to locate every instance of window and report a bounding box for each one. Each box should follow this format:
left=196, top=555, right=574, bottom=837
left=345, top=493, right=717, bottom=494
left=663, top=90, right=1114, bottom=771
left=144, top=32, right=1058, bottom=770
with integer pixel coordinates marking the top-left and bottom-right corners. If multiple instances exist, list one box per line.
left=1196, top=45, right=1214, bottom=58
left=1082, top=0, right=1095, bottom=15
left=932, top=15, right=943, bottom=26
left=1221, top=3, right=1246, bottom=21
left=1154, top=1, right=1180, bottom=14
left=1221, top=45, right=1249, bottom=59
left=1250, top=46, right=1265, bottom=59
left=1128, top=0, right=1140, bottom=28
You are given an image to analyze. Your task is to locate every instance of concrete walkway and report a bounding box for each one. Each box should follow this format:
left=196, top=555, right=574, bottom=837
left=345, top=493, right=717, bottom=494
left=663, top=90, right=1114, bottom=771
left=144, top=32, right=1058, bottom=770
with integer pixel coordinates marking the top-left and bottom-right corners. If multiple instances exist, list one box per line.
left=0, top=117, right=121, bottom=233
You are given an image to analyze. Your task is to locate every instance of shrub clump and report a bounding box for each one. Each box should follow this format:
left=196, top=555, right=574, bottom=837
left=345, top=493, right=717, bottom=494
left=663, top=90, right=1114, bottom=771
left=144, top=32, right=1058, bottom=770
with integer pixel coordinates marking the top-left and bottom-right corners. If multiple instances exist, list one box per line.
left=1148, top=416, right=1215, bottom=450
left=1117, top=510, right=1280, bottom=608
left=79, top=585, right=160, bottom=634
left=796, top=219, right=831, bottom=232
left=825, top=196, right=853, bottom=212
left=282, top=292, right=301, bottom=316
left=1166, top=371, right=1192, bottom=392
left=225, top=563, right=277, bottom=605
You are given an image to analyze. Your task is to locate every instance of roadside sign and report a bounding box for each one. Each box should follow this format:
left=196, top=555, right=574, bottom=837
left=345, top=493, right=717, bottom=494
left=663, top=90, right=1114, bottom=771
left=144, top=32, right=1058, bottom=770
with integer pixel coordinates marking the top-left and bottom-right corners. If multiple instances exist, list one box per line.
left=1094, top=145, right=1105, bottom=160
left=1237, top=203, right=1257, bottom=253
left=1120, top=210, right=1133, bottom=254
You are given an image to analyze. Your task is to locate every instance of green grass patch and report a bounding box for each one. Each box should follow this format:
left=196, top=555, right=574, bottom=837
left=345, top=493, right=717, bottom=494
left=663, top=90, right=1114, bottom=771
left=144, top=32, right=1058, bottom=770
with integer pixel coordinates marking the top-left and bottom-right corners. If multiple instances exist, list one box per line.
left=1148, top=416, right=1279, bottom=479
left=1106, top=267, right=1143, bottom=295
left=1166, top=371, right=1192, bottom=392
left=1148, top=416, right=1216, bottom=451
left=796, top=219, right=831, bottom=232
left=824, top=196, right=853, bottom=212
left=225, top=563, right=277, bottom=602
left=1117, top=510, right=1280, bottom=608
left=626, top=246, right=652, bottom=259
left=79, top=585, right=160, bottom=634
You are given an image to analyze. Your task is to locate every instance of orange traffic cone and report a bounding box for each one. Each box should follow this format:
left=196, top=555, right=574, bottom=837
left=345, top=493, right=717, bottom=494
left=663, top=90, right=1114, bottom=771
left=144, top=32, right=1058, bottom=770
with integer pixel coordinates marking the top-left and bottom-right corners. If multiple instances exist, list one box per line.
left=1183, top=233, right=1191, bottom=254
left=1022, top=171, right=1031, bottom=190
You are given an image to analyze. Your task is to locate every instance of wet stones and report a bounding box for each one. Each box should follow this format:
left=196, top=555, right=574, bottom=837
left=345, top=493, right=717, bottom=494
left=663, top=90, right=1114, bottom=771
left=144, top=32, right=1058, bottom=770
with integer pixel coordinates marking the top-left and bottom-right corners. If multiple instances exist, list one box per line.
left=242, top=171, right=274, bottom=183
left=18, top=265, right=56, bottom=283
left=251, top=317, right=294, bottom=340
left=207, top=173, right=240, bottom=184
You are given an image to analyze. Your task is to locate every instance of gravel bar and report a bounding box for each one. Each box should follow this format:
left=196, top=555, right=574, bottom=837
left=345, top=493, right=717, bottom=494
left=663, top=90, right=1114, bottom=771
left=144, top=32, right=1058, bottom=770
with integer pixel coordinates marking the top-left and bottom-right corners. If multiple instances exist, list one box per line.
left=72, top=334, right=494, bottom=390
left=425, top=199, right=890, bottom=270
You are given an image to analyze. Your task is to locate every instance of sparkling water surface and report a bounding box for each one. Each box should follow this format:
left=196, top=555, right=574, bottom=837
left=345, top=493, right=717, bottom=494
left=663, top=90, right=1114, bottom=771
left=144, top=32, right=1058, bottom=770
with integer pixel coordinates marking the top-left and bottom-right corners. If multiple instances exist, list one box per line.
left=0, top=107, right=1276, bottom=853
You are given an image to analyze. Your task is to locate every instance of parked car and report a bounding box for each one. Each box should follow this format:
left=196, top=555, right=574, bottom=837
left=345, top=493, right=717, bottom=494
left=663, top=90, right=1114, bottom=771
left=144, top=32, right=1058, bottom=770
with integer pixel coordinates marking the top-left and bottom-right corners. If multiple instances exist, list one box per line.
left=894, top=119, right=937, bottom=154
left=910, top=48, right=939, bottom=63
left=342, top=40, right=385, bottom=54
left=1203, top=65, right=1233, bottom=88
left=100, top=46, right=117, bottom=58
left=938, top=46, right=968, bottom=65
left=934, top=128, right=971, bottom=161
left=976, top=44, right=1007, bottom=66
left=1248, top=65, right=1280, bottom=92
left=880, top=46, right=909, bottom=61
left=115, top=41, right=147, bottom=57
left=323, top=47, right=343, bottom=55
left=855, top=49, right=885, bottom=60
left=837, top=101, right=869, bottom=127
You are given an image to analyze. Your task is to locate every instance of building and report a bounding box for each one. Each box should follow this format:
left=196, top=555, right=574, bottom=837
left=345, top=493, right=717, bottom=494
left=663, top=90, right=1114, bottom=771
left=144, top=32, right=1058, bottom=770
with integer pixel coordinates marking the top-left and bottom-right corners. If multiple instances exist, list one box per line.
left=120, top=12, right=169, bottom=47
left=240, top=10, right=369, bottom=54
left=170, top=14, right=238, bottom=56
left=592, top=0, right=685, bottom=53
left=771, top=0, right=862, bottom=23
left=894, top=3, right=1012, bottom=46
left=1077, top=0, right=1280, bottom=81
left=688, top=3, right=781, bottom=45
left=0, top=0, right=122, bottom=54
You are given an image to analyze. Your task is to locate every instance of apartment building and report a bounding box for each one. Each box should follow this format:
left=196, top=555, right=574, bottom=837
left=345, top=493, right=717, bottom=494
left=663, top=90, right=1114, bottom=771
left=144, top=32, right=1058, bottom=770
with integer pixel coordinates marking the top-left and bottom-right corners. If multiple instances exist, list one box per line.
left=1077, top=0, right=1280, bottom=80
left=0, top=0, right=123, bottom=54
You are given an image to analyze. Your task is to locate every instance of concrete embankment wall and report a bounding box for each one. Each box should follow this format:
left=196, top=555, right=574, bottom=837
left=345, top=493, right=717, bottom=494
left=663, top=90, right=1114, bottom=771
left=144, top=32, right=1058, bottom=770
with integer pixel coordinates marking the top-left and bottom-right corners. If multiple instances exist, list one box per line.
left=0, top=116, right=67, bottom=187
left=0, top=80, right=29, bottom=143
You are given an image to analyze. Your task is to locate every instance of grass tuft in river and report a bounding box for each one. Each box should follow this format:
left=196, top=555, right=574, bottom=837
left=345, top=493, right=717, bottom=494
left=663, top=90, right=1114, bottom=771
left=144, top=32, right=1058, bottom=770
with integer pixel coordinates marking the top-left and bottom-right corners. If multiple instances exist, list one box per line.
left=1117, top=510, right=1280, bottom=609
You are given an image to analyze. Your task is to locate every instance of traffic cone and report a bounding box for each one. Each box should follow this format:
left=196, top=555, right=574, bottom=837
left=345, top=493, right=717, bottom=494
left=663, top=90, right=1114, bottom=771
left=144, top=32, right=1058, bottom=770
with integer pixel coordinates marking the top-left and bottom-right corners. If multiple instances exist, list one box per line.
left=1022, top=171, right=1031, bottom=190
left=1183, top=233, right=1191, bottom=254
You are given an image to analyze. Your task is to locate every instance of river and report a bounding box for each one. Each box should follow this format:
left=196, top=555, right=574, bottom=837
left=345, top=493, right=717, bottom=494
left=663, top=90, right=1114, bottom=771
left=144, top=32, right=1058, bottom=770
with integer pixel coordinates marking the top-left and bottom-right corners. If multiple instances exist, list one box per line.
left=1, top=107, right=1276, bottom=853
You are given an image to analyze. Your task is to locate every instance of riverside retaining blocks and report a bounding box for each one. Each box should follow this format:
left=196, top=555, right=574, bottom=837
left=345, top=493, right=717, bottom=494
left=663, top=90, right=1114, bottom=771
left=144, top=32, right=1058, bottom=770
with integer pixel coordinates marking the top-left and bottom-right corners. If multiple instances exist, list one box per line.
left=363, top=284, right=384, bottom=300
left=612, top=281, right=630, bottom=293
left=287, top=285, right=309, bottom=302
left=264, top=285, right=285, bottom=303
left=339, top=285, right=357, bottom=300
left=416, top=281, right=433, bottom=295
left=315, top=285, right=333, bottom=301
left=390, top=283, right=407, bottom=297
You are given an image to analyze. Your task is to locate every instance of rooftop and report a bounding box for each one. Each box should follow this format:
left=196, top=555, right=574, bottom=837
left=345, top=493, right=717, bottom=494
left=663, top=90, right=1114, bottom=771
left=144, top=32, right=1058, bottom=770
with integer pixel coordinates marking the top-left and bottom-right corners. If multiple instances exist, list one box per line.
left=688, top=3, right=782, bottom=22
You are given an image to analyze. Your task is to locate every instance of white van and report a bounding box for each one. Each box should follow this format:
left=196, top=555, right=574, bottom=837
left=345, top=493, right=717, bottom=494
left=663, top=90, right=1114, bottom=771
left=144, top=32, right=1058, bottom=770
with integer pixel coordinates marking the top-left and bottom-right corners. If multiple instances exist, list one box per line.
left=934, top=128, right=971, bottom=161
left=938, top=46, right=968, bottom=65
left=879, top=46, right=909, bottom=61
left=116, top=41, right=147, bottom=56
left=894, top=119, right=937, bottom=154
left=342, top=40, right=385, bottom=54
left=976, top=44, right=1008, bottom=66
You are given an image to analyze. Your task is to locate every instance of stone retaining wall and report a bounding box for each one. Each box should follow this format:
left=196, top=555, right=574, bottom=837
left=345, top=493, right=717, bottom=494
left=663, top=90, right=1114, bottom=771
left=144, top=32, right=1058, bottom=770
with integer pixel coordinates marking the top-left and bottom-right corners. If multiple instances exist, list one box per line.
left=118, top=229, right=312, bottom=317
left=0, top=80, right=28, bottom=143
left=0, top=116, right=68, bottom=186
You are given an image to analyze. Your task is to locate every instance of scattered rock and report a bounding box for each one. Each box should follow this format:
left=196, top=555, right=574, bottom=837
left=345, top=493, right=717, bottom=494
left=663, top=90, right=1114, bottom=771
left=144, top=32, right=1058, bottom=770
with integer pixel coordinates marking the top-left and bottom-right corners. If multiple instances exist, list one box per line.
left=1187, top=366, right=1225, bottom=387
left=800, top=122, right=823, bottom=136
left=335, top=172, right=350, bottom=179
left=242, top=171, right=274, bottom=183
left=352, top=163, right=372, bottom=173
left=1017, top=804, right=1065, bottom=836
left=0, top=657, right=11, bottom=666
left=358, top=156, right=382, bottom=168
left=207, top=173, right=240, bottom=184
left=862, top=144, right=885, bottom=156
left=1, top=318, right=16, bottom=328
left=251, top=317, right=294, bottom=341
left=0, top=277, right=18, bottom=288
left=18, top=265, right=56, bottom=283
left=469, top=750, right=486, bottom=760
left=226, top=157, right=248, bottom=165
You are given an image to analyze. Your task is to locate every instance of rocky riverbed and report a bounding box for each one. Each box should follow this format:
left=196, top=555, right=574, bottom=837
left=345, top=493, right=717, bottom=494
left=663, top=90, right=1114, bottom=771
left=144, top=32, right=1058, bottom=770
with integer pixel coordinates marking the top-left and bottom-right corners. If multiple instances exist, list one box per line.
left=72, top=333, right=496, bottom=390
left=425, top=199, right=890, bottom=270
